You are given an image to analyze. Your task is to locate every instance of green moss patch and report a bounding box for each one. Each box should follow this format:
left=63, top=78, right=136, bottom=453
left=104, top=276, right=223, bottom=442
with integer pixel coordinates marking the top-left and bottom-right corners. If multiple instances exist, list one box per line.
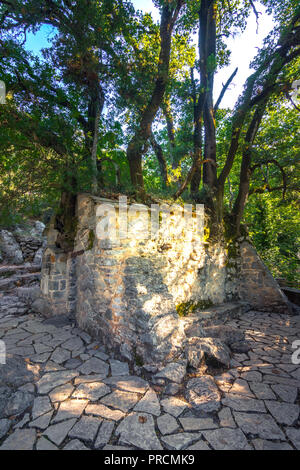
left=176, top=299, right=213, bottom=317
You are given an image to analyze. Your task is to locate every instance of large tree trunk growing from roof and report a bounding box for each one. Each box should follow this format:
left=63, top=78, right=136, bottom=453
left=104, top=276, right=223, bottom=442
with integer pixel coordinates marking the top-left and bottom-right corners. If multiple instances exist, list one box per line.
left=126, top=1, right=183, bottom=191
left=54, top=181, right=78, bottom=253
left=190, top=122, right=203, bottom=196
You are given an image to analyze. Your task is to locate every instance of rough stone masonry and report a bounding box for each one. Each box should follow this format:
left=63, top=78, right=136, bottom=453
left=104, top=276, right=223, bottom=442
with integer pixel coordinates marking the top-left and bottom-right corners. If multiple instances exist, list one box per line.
left=35, top=194, right=290, bottom=366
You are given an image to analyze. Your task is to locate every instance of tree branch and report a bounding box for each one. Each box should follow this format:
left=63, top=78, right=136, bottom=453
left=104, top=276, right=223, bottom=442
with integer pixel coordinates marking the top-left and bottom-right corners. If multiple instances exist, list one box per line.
left=214, top=67, right=238, bottom=113
left=249, top=0, right=261, bottom=33
left=251, top=159, right=288, bottom=199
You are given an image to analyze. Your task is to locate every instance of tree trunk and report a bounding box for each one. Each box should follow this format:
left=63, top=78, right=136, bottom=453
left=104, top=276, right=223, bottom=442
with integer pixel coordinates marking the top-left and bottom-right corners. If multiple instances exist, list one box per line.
left=127, top=1, right=183, bottom=190
left=162, top=98, right=177, bottom=169
left=201, top=0, right=217, bottom=191
left=190, top=68, right=203, bottom=196
left=150, top=130, right=169, bottom=188
left=232, top=102, right=267, bottom=232
left=86, top=85, right=105, bottom=193
left=54, top=178, right=78, bottom=252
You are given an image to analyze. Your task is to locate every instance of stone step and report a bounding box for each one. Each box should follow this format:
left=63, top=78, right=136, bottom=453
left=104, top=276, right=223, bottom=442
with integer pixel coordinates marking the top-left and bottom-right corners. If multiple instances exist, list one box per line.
left=0, top=264, right=41, bottom=278
left=281, top=287, right=300, bottom=307
left=181, top=301, right=251, bottom=330
left=0, top=272, right=41, bottom=293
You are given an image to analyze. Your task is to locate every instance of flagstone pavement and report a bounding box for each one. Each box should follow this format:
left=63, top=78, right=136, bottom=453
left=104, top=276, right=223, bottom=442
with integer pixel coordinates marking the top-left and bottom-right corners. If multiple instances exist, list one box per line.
left=0, top=306, right=299, bottom=450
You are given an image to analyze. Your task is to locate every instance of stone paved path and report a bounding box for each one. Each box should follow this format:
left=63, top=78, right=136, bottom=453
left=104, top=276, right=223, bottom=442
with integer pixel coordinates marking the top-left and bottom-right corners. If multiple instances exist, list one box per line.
left=0, top=306, right=300, bottom=450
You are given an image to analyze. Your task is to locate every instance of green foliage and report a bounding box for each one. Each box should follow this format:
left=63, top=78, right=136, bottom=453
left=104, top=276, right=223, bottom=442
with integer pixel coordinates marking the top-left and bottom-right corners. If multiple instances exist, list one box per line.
left=0, top=0, right=299, bottom=285
left=246, top=194, right=300, bottom=287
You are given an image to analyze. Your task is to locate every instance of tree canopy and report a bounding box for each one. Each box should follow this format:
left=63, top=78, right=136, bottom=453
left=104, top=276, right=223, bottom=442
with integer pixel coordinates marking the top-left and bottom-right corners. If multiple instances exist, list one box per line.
left=0, top=0, right=299, bottom=283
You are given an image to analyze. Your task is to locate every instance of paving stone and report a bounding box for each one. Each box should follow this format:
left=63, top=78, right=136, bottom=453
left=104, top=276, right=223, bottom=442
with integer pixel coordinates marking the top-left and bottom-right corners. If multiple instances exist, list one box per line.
left=43, top=418, right=77, bottom=446
left=157, top=414, right=180, bottom=435
left=93, top=350, right=109, bottom=361
left=74, top=374, right=108, bottom=385
left=154, top=362, right=186, bottom=384
left=291, top=368, right=300, bottom=381
left=44, top=361, right=65, bottom=372
left=52, top=399, right=88, bottom=424
left=72, top=382, right=111, bottom=401
left=86, top=403, right=125, bottom=421
left=64, top=358, right=82, bottom=369
left=134, top=389, right=161, bottom=416
left=285, top=427, right=300, bottom=450
left=162, top=432, right=201, bottom=450
left=104, top=376, right=149, bottom=393
left=230, top=378, right=255, bottom=397
left=101, top=390, right=140, bottom=413
left=37, top=371, right=79, bottom=394
left=36, top=437, right=58, bottom=450
left=34, top=343, right=53, bottom=354
left=14, top=413, right=30, bottom=429
left=109, top=359, right=129, bottom=376
left=30, top=352, right=51, bottom=364
left=12, top=346, right=35, bottom=356
left=116, top=412, right=162, bottom=450
left=79, top=357, right=109, bottom=376
left=263, top=375, right=299, bottom=387
left=161, top=397, right=188, bottom=417
left=62, top=337, right=84, bottom=352
left=186, top=440, right=211, bottom=450
left=185, top=376, right=221, bottom=413
left=0, top=429, right=36, bottom=450
left=95, top=420, right=115, bottom=448
left=18, top=382, right=35, bottom=394
left=271, top=384, right=298, bottom=403
left=80, top=354, right=90, bottom=361
left=240, top=371, right=262, bottom=382
left=50, top=347, right=71, bottom=364
left=165, top=383, right=180, bottom=395
left=49, top=384, right=74, bottom=403
left=63, top=439, right=90, bottom=450
left=68, top=415, right=101, bottom=442
left=203, top=428, right=251, bottom=450
left=233, top=412, right=285, bottom=440
left=265, top=401, right=300, bottom=426
left=249, top=382, right=276, bottom=400
left=29, top=410, right=53, bottom=430
left=252, top=439, right=293, bottom=450
left=4, top=390, right=34, bottom=418
left=32, top=396, right=52, bottom=420
left=222, top=393, right=266, bottom=413
left=218, top=407, right=236, bottom=428
left=0, top=419, right=10, bottom=439
left=179, top=417, right=218, bottom=431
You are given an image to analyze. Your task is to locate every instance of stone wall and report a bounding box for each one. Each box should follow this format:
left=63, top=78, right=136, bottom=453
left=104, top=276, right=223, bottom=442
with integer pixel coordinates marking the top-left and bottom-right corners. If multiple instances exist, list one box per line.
left=36, top=194, right=291, bottom=365
left=239, top=242, right=290, bottom=313
left=0, top=221, right=46, bottom=266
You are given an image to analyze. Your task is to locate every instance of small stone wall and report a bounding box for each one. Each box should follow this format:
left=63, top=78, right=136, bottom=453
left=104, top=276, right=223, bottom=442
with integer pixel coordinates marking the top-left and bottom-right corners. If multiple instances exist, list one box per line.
left=37, top=194, right=290, bottom=365
left=239, top=242, right=290, bottom=313
left=0, top=221, right=46, bottom=265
